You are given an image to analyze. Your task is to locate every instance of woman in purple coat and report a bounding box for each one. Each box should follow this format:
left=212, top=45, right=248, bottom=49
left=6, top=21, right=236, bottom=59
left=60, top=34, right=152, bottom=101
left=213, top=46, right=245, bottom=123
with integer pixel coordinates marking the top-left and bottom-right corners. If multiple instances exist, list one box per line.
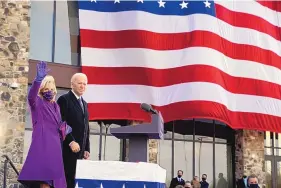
left=18, top=61, right=73, bottom=188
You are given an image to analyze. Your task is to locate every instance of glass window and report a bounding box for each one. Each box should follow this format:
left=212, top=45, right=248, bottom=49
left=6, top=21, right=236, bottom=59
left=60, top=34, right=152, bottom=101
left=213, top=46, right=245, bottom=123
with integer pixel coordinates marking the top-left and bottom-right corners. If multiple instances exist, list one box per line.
left=265, top=160, right=272, bottom=188
left=101, top=135, right=121, bottom=161
left=275, top=133, right=281, bottom=156
left=264, top=132, right=281, bottom=156
left=215, top=144, right=232, bottom=188
left=265, top=131, right=273, bottom=147
left=174, top=140, right=193, bottom=182
left=89, top=134, right=101, bottom=161
left=157, top=139, right=172, bottom=185
left=89, top=121, right=100, bottom=133
left=29, top=1, right=54, bottom=62
left=30, top=1, right=75, bottom=65
left=160, top=119, right=234, bottom=187
left=23, top=130, right=32, bottom=161
left=195, top=141, right=214, bottom=187
left=89, top=123, right=122, bottom=161
left=276, top=161, right=281, bottom=188
left=265, top=131, right=273, bottom=155
left=107, top=124, right=121, bottom=134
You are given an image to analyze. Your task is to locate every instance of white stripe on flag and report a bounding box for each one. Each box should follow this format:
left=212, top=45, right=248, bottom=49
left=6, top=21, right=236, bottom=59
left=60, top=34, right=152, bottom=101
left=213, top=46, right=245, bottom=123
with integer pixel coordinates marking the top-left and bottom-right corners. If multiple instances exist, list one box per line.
left=81, top=47, right=281, bottom=85
left=79, top=10, right=281, bottom=57
left=215, top=0, right=281, bottom=27
left=83, top=82, right=281, bottom=117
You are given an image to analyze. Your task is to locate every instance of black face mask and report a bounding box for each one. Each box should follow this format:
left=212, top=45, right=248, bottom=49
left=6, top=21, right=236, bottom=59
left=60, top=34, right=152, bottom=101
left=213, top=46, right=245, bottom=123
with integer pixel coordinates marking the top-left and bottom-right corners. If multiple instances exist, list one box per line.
left=177, top=175, right=182, bottom=178
left=202, top=178, right=206, bottom=181
left=249, top=184, right=258, bottom=188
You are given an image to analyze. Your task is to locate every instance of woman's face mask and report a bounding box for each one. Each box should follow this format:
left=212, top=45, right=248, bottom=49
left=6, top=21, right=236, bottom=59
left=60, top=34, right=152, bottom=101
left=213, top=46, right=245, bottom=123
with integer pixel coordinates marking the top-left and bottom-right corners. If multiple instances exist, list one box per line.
left=42, top=90, right=54, bottom=101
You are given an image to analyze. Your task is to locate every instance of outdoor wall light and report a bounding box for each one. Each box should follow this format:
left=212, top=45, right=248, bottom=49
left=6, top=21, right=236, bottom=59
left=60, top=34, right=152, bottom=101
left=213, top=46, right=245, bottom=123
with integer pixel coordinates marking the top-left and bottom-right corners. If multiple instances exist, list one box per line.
left=0, top=82, right=19, bottom=90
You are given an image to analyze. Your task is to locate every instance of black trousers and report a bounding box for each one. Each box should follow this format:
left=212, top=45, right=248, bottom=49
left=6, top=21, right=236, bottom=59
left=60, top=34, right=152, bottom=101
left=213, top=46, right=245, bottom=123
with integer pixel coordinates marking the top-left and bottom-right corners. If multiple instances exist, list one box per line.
left=63, top=148, right=82, bottom=188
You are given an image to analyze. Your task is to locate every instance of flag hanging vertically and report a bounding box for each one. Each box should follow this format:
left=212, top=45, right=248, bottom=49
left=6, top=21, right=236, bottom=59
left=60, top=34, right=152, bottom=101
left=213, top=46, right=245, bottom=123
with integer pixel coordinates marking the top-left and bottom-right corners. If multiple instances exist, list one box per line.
left=78, top=0, right=281, bottom=132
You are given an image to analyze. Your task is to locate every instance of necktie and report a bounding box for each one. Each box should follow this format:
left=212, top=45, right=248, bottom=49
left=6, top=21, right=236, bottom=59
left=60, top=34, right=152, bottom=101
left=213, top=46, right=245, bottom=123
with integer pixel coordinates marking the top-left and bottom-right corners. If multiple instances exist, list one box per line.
left=78, top=98, right=84, bottom=113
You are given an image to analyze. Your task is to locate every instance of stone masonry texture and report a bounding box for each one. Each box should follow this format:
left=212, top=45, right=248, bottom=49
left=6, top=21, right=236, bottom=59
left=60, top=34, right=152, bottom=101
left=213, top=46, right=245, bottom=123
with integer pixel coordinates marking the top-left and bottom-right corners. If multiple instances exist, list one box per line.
left=0, top=1, right=30, bottom=187
left=235, top=130, right=265, bottom=187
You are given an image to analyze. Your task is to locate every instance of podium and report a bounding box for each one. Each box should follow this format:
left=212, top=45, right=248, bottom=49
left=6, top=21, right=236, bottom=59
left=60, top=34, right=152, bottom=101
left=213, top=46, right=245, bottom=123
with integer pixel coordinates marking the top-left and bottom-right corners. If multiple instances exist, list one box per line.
left=75, top=160, right=166, bottom=188
left=110, top=112, right=164, bottom=162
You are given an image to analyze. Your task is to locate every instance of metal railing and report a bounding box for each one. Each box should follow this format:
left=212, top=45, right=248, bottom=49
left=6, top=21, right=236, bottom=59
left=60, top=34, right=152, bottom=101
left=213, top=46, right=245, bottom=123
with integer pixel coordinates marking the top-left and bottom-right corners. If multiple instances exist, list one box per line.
left=2, top=155, right=21, bottom=188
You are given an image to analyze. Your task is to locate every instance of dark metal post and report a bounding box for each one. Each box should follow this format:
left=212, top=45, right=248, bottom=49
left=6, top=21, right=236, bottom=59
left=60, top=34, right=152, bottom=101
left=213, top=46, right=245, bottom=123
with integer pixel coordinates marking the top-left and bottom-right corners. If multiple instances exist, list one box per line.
left=51, top=0, right=57, bottom=62
left=198, top=138, right=202, bottom=176
left=192, top=119, right=195, bottom=177
left=271, top=133, right=276, bottom=188
left=171, top=121, right=175, bottom=178
left=213, top=120, right=216, bottom=188
left=121, top=139, right=127, bottom=161
left=98, top=122, right=103, bottom=160
left=231, top=140, right=236, bottom=188
left=3, top=159, right=8, bottom=188
left=103, top=124, right=110, bottom=160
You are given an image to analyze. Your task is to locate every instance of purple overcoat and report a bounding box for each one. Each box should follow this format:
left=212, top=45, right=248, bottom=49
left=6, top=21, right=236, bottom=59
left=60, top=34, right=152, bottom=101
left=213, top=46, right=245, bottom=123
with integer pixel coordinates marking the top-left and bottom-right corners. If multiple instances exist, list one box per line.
left=18, top=80, right=67, bottom=188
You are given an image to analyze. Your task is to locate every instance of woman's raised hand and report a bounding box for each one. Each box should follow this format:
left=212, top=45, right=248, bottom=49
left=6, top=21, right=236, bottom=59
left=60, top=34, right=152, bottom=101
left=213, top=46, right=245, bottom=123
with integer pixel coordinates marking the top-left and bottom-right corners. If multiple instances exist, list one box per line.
left=36, top=61, right=50, bottom=81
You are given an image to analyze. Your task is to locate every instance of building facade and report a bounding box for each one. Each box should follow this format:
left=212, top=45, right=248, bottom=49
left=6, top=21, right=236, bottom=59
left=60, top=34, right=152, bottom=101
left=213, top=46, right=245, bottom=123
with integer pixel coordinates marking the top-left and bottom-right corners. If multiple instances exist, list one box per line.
left=0, top=1, right=279, bottom=188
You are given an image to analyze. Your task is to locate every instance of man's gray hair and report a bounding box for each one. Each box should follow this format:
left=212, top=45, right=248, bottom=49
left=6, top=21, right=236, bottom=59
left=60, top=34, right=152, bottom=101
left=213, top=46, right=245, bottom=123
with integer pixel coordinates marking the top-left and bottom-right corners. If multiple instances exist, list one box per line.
left=175, top=186, right=184, bottom=188
left=71, top=73, right=88, bottom=83
left=248, top=174, right=258, bottom=183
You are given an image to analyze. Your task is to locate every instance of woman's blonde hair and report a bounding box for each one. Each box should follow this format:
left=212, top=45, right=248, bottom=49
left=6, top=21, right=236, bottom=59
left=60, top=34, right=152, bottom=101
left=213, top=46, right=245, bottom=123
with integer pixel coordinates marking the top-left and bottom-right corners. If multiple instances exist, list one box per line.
left=38, top=75, right=57, bottom=99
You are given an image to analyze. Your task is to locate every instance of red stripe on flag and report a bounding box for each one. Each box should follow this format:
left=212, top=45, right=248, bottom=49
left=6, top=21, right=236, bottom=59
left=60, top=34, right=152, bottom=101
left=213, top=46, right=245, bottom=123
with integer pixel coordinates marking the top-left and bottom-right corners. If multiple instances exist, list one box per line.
left=215, top=3, right=281, bottom=41
left=257, top=1, right=281, bottom=12
left=80, top=29, right=281, bottom=70
left=82, top=65, right=281, bottom=100
left=88, top=101, right=281, bottom=132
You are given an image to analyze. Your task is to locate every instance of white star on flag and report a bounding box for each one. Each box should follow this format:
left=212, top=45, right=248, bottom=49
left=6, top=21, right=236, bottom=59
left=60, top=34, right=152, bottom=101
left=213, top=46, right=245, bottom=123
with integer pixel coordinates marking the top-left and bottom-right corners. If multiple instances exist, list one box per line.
left=158, top=0, right=166, bottom=8
left=179, top=1, right=188, bottom=9
left=203, top=0, right=211, bottom=8
left=122, top=184, right=126, bottom=188
left=114, top=0, right=120, bottom=3
left=137, top=0, right=144, bottom=3
left=75, top=182, right=83, bottom=188
left=100, top=183, right=104, bottom=188
left=144, top=184, right=146, bottom=188
left=90, top=0, right=97, bottom=2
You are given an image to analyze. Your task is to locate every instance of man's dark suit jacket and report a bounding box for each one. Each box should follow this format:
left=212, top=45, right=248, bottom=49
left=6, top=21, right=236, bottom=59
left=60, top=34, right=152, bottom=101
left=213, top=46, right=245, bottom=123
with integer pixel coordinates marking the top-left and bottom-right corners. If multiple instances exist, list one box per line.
left=237, top=178, right=247, bottom=188
left=57, top=91, right=90, bottom=188
left=169, top=177, right=185, bottom=188
left=200, top=180, right=209, bottom=188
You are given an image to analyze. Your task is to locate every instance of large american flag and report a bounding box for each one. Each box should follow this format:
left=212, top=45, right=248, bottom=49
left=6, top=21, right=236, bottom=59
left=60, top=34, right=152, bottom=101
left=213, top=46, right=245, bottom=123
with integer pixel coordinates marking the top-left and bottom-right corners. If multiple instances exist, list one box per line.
left=78, top=0, right=281, bottom=132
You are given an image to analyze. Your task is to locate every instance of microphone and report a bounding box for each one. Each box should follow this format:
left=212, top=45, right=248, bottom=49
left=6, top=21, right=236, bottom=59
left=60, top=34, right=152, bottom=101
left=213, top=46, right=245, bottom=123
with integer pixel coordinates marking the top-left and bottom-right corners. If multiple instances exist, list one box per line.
left=140, top=103, right=158, bottom=114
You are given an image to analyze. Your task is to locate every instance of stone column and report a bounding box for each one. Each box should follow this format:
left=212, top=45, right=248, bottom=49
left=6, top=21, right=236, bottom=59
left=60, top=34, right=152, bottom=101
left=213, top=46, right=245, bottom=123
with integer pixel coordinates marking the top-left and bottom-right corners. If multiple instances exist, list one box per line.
left=235, top=130, right=265, bottom=186
left=0, top=1, right=30, bottom=187
left=148, top=139, right=158, bottom=163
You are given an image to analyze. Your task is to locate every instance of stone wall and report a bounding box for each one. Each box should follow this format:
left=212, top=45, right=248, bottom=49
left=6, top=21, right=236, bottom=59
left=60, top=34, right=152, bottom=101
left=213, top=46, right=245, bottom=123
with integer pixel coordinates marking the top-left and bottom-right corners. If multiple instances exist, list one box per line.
left=0, top=1, right=30, bottom=187
left=235, top=130, right=265, bottom=187
left=148, top=139, right=158, bottom=163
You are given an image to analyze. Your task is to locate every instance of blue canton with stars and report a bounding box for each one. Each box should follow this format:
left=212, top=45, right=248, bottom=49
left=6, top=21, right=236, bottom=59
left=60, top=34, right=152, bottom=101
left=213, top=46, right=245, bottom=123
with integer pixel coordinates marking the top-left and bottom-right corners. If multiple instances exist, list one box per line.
left=78, top=0, right=216, bottom=17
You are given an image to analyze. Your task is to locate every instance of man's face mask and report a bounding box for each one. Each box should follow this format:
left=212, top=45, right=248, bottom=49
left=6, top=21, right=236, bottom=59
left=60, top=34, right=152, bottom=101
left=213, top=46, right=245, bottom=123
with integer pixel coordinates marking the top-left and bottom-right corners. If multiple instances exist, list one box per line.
left=249, top=184, right=258, bottom=188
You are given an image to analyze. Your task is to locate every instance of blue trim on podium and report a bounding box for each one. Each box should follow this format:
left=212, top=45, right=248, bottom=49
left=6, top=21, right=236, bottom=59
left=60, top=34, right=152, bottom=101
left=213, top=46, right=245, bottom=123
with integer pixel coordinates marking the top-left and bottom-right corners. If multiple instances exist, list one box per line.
left=76, top=179, right=166, bottom=188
